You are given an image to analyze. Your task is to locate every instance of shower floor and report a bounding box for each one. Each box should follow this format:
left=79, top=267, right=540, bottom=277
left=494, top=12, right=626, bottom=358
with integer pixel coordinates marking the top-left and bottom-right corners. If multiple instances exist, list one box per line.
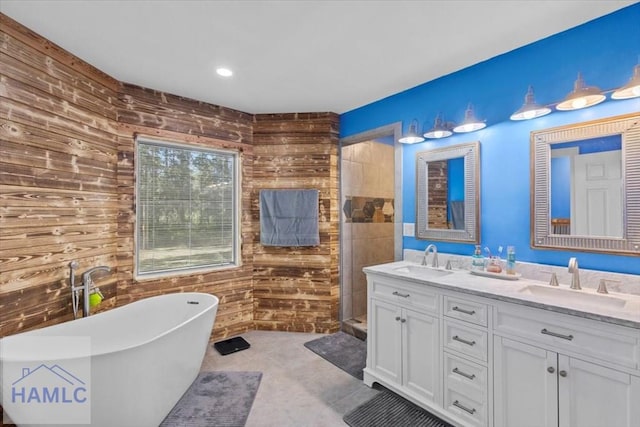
left=343, top=314, right=368, bottom=340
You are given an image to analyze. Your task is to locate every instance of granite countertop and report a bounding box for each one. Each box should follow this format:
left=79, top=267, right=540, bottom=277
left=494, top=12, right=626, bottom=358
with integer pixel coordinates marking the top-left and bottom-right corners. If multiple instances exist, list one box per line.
left=363, top=261, right=640, bottom=330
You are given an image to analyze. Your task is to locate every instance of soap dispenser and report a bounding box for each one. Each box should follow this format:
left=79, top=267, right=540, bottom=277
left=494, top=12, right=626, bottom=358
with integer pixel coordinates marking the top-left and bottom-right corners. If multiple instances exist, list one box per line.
left=472, top=245, right=484, bottom=271
left=506, top=246, right=516, bottom=275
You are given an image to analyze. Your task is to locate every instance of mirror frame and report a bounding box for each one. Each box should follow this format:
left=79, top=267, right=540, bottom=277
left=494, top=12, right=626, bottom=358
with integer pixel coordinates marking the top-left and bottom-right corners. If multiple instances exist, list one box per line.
left=531, top=112, right=640, bottom=255
left=416, top=141, right=480, bottom=243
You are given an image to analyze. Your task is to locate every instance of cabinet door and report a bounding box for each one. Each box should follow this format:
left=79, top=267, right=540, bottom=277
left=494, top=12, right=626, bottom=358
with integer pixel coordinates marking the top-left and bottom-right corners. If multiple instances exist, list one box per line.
left=370, top=298, right=402, bottom=385
left=558, top=355, right=640, bottom=427
left=403, top=308, right=440, bottom=404
left=494, top=336, right=558, bottom=427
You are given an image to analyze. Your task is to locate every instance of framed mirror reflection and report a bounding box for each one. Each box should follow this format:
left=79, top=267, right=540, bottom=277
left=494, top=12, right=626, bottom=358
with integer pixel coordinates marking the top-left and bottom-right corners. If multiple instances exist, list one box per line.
left=531, top=113, right=640, bottom=255
left=416, top=141, right=480, bottom=243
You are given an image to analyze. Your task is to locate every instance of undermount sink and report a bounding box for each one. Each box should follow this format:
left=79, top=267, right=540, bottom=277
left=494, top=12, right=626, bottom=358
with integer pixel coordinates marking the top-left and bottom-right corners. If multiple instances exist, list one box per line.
left=392, top=264, right=453, bottom=278
left=518, top=284, right=628, bottom=309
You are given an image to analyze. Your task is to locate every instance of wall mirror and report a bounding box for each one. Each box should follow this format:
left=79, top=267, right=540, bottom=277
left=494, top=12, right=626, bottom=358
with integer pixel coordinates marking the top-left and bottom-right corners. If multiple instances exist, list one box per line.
left=416, top=141, right=480, bottom=243
left=531, top=112, right=640, bottom=255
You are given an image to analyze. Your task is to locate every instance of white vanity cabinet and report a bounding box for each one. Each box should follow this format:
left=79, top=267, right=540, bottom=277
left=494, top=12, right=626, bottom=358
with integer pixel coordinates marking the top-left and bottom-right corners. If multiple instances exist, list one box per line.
left=494, top=303, right=640, bottom=427
left=364, top=265, right=640, bottom=427
left=442, top=295, right=491, bottom=427
left=365, top=275, right=441, bottom=406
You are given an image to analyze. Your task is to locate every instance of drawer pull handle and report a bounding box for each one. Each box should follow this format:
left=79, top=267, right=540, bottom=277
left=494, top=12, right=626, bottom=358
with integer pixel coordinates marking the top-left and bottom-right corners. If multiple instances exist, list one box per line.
left=395, top=316, right=401, bottom=321
left=452, top=306, right=476, bottom=316
left=559, top=370, right=568, bottom=378
left=392, top=291, right=410, bottom=298
left=547, top=366, right=555, bottom=374
left=453, top=367, right=476, bottom=380
left=453, top=400, right=476, bottom=415
left=541, top=328, right=574, bottom=341
left=400, top=318, right=406, bottom=323
left=452, top=335, right=476, bottom=346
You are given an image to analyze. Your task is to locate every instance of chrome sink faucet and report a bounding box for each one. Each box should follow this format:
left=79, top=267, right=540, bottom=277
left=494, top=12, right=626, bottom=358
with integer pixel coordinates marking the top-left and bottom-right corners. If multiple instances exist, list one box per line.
left=568, top=257, right=581, bottom=290
left=422, top=244, right=439, bottom=268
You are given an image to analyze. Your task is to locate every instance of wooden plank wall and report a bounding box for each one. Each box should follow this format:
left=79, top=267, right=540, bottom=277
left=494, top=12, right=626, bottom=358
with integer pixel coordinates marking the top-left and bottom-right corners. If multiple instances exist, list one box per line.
left=428, top=160, right=448, bottom=229
left=116, top=83, right=255, bottom=340
left=0, top=13, right=121, bottom=334
left=252, top=113, right=341, bottom=333
left=0, top=14, right=341, bottom=344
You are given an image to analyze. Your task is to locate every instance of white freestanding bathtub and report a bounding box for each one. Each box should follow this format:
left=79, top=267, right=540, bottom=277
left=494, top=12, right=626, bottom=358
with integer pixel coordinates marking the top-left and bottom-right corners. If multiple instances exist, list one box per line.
left=1, top=292, right=218, bottom=427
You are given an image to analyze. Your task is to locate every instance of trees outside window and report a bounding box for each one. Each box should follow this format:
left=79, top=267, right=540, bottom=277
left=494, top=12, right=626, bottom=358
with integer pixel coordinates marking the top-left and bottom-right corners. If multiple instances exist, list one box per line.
left=136, top=138, right=239, bottom=276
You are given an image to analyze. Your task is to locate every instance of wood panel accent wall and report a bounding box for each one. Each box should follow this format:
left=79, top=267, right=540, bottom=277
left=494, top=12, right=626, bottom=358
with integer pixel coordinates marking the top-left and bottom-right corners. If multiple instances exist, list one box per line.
left=252, top=113, right=341, bottom=333
left=428, top=160, right=449, bottom=229
left=0, top=14, right=341, bottom=344
left=1, top=13, right=121, bottom=334
left=116, top=83, right=255, bottom=340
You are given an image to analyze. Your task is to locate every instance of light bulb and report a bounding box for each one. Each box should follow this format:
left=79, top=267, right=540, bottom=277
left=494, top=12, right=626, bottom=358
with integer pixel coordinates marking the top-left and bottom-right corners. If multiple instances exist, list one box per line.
left=216, top=67, right=233, bottom=77
left=434, top=130, right=444, bottom=138
left=571, top=98, right=587, bottom=109
left=523, top=110, right=537, bottom=120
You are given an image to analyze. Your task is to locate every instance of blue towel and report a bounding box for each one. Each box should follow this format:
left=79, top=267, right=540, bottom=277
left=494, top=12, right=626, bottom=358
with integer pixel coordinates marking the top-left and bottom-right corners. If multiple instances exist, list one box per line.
left=260, top=189, right=320, bottom=246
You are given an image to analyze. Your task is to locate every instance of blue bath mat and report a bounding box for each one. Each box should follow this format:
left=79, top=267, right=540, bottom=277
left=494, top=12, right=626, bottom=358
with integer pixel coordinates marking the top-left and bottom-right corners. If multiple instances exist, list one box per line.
left=160, top=371, right=262, bottom=427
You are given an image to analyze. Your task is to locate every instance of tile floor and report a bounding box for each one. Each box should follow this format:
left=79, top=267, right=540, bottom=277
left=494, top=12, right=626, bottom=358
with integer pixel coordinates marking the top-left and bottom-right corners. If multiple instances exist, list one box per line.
left=201, top=330, right=379, bottom=427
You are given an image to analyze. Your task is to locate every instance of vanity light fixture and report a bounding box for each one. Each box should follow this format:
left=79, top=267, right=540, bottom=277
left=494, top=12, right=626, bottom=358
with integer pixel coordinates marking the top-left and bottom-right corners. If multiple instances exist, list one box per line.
left=399, top=119, right=425, bottom=144
left=510, top=86, right=552, bottom=120
left=453, top=103, right=486, bottom=133
left=423, top=114, right=454, bottom=139
left=556, top=72, right=605, bottom=111
left=611, top=64, right=640, bottom=100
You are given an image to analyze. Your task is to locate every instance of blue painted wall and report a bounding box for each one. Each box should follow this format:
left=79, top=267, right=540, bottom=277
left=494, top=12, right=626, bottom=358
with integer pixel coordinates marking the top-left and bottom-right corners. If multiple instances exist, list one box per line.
left=340, top=4, right=640, bottom=274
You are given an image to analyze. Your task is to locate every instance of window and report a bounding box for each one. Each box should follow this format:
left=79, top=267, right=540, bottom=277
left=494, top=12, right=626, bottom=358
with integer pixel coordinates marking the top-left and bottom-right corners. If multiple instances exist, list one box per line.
left=135, top=137, right=239, bottom=277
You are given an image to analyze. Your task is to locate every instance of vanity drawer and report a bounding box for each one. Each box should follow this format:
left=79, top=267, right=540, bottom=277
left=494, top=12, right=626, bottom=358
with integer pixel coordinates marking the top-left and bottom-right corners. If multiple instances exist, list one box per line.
left=444, top=386, right=487, bottom=427
left=494, top=302, right=639, bottom=370
left=444, top=351, right=488, bottom=399
left=444, top=319, right=488, bottom=362
left=370, top=276, right=438, bottom=314
left=444, top=295, right=488, bottom=327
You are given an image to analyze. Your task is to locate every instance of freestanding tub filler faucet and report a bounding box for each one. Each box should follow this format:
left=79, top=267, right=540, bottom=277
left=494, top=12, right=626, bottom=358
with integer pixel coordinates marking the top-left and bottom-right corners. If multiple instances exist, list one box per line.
left=423, top=244, right=439, bottom=268
left=70, top=262, right=111, bottom=318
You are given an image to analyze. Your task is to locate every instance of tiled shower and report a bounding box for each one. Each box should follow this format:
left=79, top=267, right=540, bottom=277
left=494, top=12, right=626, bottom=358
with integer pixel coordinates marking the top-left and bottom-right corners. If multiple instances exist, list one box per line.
left=341, top=140, right=395, bottom=338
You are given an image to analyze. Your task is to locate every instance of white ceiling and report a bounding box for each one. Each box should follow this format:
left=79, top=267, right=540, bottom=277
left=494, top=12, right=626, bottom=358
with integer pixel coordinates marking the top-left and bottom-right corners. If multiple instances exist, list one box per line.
left=1, top=1, right=635, bottom=114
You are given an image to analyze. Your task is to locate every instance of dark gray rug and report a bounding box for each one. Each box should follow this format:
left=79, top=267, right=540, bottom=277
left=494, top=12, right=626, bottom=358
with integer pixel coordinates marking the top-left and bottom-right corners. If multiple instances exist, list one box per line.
left=303, top=331, right=366, bottom=380
left=343, top=389, right=454, bottom=427
left=160, top=371, right=262, bottom=427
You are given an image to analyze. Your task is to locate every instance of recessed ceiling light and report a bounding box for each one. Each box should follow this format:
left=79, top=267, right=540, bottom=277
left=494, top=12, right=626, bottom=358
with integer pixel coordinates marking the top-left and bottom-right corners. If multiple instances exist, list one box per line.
left=216, top=67, right=233, bottom=77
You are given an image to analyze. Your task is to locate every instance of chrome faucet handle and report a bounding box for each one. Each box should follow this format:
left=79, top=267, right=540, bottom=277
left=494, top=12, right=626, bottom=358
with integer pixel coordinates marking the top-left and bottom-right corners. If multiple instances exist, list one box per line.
left=568, top=257, right=581, bottom=290
left=432, top=252, right=439, bottom=268
left=597, top=278, right=620, bottom=294
left=445, top=259, right=459, bottom=270
left=541, top=270, right=559, bottom=286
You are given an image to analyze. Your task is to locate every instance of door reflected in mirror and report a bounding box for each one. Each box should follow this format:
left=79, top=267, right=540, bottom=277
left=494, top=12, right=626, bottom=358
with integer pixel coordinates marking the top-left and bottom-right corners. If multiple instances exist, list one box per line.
left=550, top=134, right=623, bottom=238
left=531, top=112, right=640, bottom=255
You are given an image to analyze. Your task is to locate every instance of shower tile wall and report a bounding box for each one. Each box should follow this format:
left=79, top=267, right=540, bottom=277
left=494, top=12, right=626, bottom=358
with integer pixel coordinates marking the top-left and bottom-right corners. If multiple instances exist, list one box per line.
left=341, top=141, right=395, bottom=321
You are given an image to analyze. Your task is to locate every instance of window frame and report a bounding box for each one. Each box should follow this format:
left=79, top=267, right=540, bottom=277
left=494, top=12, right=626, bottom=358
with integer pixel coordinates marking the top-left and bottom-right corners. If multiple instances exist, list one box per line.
left=134, top=136, right=241, bottom=279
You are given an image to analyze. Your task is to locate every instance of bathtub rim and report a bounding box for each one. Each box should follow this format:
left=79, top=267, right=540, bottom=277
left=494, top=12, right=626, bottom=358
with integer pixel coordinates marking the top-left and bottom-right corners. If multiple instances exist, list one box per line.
left=0, top=292, right=219, bottom=361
